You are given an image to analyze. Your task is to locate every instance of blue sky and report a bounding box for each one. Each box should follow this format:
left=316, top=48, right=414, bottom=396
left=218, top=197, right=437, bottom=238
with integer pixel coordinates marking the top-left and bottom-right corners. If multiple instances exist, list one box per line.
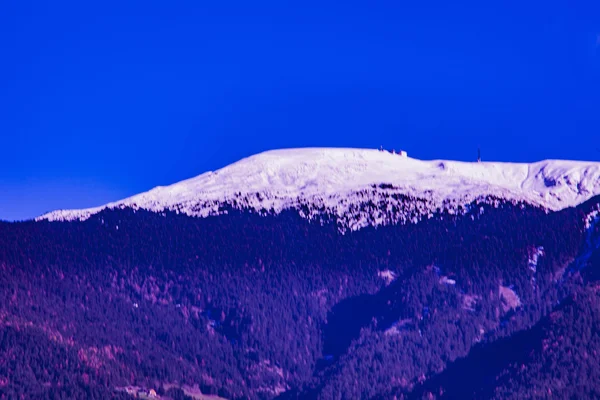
left=1, top=2, right=599, bottom=221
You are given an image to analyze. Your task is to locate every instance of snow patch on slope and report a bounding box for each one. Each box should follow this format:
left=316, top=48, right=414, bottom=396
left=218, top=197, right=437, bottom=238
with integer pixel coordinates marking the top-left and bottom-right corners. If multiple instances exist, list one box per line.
left=38, top=148, right=600, bottom=230
left=585, top=206, right=600, bottom=230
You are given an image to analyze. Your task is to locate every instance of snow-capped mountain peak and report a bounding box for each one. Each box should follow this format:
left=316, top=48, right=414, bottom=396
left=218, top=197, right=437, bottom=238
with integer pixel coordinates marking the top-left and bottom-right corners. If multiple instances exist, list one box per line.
left=38, top=148, right=600, bottom=230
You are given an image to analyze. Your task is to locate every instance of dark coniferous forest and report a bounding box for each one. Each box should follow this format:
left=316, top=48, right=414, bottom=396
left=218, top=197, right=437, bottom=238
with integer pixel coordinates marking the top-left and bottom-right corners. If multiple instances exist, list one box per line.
left=1, top=196, right=600, bottom=399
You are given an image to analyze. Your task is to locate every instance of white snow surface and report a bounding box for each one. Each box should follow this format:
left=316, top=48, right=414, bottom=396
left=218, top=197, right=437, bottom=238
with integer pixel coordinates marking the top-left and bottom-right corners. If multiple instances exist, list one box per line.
left=38, top=148, right=600, bottom=230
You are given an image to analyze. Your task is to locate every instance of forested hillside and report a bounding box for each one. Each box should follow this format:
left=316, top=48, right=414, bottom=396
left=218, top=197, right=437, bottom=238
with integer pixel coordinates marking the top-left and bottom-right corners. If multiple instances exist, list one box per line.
left=0, top=196, right=599, bottom=399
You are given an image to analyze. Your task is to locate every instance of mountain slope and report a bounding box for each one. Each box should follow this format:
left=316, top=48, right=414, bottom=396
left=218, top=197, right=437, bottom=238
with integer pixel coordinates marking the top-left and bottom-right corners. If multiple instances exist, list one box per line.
left=408, top=283, right=600, bottom=400
left=38, top=148, right=600, bottom=230
left=3, top=195, right=597, bottom=399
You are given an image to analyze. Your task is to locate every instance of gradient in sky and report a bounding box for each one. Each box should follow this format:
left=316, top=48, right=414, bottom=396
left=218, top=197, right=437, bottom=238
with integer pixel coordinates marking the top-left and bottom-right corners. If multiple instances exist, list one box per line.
left=1, top=2, right=599, bottom=221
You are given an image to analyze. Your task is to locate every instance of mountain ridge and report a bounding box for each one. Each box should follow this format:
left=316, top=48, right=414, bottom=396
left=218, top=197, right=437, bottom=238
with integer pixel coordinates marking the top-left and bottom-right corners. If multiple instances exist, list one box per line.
left=38, top=148, right=600, bottom=230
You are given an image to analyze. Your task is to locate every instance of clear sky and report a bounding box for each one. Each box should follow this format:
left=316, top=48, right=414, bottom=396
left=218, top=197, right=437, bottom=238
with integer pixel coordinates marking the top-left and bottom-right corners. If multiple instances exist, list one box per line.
left=1, top=2, right=599, bottom=221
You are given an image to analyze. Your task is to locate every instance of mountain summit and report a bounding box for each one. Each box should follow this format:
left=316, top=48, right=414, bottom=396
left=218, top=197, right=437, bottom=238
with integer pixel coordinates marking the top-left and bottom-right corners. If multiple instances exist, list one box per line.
left=39, top=148, right=600, bottom=230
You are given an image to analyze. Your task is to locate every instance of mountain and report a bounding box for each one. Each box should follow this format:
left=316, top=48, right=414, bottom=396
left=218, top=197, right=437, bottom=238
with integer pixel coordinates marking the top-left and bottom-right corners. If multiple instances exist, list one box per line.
left=2, top=148, right=600, bottom=399
left=39, top=148, right=600, bottom=231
